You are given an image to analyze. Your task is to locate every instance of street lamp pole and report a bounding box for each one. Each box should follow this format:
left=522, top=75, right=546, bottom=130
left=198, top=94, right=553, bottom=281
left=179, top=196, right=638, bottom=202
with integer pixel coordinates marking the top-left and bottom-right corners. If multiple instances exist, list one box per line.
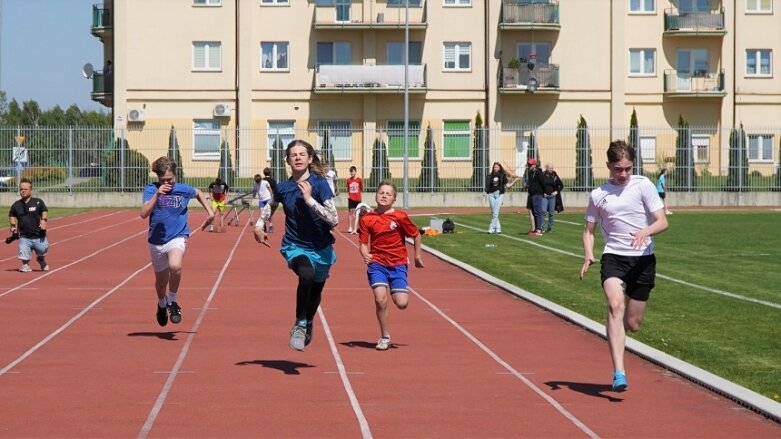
left=402, top=0, right=409, bottom=209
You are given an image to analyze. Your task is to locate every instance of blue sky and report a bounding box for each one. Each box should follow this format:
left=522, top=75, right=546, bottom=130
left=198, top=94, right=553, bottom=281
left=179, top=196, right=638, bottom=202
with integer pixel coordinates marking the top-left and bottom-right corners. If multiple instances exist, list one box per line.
left=1, top=0, right=104, bottom=112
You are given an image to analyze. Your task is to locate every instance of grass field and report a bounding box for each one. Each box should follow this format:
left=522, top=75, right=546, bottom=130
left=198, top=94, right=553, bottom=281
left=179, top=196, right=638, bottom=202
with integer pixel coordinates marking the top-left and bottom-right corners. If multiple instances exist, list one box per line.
left=411, top=210, right=781, bottom=401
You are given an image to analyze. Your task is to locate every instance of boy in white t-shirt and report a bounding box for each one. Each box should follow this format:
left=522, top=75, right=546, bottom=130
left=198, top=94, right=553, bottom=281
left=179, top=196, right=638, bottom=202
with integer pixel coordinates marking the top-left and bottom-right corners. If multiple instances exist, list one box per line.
left=579, top=139, right=669, bottom=393
left=323, top=164, right=339, bottom=197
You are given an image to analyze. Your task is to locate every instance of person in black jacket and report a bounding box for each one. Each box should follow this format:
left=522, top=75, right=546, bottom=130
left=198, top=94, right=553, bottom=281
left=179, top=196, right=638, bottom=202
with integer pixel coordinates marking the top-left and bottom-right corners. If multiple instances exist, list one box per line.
left=485, top=162, right=519, bottom=234
left=525, top=158, right=546, bottom=236
left=541, top=162, right=564, bottom=232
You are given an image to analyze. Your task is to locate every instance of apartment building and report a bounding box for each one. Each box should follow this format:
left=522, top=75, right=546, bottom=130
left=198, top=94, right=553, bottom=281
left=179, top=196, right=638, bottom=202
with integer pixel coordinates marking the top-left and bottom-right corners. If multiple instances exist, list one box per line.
left=89, top=0, right=781, bottom=183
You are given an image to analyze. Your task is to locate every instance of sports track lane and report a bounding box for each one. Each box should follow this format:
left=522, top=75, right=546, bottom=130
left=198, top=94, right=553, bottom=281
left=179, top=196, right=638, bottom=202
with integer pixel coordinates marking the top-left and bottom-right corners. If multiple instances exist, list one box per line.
left=0, top=209, right=779, bottom=438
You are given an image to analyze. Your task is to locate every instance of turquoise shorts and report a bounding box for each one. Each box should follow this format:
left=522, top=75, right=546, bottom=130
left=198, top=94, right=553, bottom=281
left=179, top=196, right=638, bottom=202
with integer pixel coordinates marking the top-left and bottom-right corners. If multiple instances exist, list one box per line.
left=280, top=244, right=336, bottom=282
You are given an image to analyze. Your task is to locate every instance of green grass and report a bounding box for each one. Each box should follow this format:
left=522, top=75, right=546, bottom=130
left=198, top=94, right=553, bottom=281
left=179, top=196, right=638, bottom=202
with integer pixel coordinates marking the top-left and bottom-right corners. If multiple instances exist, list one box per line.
left=412, top=210, right=781, bottom=401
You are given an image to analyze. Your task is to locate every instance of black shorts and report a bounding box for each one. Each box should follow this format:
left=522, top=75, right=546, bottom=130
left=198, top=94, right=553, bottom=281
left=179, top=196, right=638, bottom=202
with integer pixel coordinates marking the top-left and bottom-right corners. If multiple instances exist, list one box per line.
left=600, top=253, right=656, bottom=301
left=348, top=199, right=360, bottom=209
left=658, top=192, right=666, bottom=200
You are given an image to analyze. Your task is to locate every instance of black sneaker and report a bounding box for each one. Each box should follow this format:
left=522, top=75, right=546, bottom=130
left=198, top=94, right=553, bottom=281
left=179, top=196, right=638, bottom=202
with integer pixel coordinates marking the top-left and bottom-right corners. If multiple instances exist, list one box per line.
left=304, top=322, right=314, bottom=346
left=156, top=305, right=168, bottom=327
left=168, top=302, right=182, bottom=324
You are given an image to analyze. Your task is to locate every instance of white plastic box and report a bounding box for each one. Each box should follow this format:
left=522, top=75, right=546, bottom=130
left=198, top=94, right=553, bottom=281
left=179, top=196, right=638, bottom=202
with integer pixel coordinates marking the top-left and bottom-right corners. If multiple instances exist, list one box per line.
left=429, top=217, right=444, bottom=233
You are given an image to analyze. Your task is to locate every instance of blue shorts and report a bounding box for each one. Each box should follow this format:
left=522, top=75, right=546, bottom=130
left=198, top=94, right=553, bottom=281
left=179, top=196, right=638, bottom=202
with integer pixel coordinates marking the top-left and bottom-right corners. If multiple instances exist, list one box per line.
left=259, top=199, right=270, bottom=208
left=18, top=236, right=49, bottom=261
left=280, top=244, right=336, bottom=282
left=367, top=263, right=409, bottom=293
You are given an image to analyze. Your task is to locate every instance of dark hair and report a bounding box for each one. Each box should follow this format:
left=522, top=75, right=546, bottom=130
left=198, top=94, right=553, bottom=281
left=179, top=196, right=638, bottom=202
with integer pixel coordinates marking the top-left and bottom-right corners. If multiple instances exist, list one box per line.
left=263, top=167, right=271, bottom=177
left=254, top=173, right=262, bottom=182
left=490, top=162, right=505, bottom=175
left=349, top=166, right=357, bottom=172
left=285, top=139, right=324, bottom=176
left=658, top=168, right=667, bottom=177
left=151, top=156, right=177, bottom=177
left=19, top=177, right=33, bottom=187
left=607, top=139, right=635, bottom=163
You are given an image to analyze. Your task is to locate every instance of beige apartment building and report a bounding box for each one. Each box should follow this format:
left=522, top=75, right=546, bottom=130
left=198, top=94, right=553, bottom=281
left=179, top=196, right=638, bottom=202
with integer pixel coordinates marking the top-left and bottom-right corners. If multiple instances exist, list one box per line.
left=89, top=0, right=781, bottom=185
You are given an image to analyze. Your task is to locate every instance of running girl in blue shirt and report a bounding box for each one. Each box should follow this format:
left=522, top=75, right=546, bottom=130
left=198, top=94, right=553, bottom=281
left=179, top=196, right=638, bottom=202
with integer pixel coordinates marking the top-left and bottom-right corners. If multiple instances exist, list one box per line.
left=141, top=156, right=215, bottom=327
left=254, top=139, right=339, bottom=351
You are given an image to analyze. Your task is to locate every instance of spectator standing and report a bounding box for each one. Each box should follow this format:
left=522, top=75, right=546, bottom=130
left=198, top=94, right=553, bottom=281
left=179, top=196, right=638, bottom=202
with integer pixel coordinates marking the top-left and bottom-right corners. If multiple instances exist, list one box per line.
left=541, top=162, right=564, bottom=233
left=8, top=178, right=49, bottom=272
left=346, top=166, right=363, bottom=234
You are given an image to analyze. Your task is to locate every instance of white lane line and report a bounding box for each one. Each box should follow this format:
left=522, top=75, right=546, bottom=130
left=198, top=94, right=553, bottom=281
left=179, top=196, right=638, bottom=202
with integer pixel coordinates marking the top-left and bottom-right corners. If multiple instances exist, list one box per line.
left=456, top=221, right=781, bottom=310
left=0, top=263, right=151, bottom=377
left=138, top=225, right=246, bottom=439
left=47, top=210, right=128, bottom=231
left=0, top=229, right=147, bottom=299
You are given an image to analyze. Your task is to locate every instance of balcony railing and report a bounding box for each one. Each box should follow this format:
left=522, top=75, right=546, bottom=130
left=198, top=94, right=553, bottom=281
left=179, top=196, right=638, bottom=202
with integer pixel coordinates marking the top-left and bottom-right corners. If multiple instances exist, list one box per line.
left=663, top=69, right=725, bottom=96
left=90, top=71, right=113, bottom=106
left=90, top=5, right=112, bottom=39
left=314, top=0, right=427, bottom=29
left=500, top=1, right=560, bottom=30
left=500, top=62, right=560, bottom=92
left=315, top=64, right=427, bottom=93
left=664, top=8, right=726, bottom=35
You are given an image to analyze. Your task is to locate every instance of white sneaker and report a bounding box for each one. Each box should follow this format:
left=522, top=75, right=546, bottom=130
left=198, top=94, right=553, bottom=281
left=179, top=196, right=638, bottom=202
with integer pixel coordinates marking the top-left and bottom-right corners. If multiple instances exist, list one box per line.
left=38, top=258, right=49, bottom=271
left=348, top=228, right=354, bottom=233
left=376, top=337, right=391, bottom=351
left=19, top=264, right=32, bottom=273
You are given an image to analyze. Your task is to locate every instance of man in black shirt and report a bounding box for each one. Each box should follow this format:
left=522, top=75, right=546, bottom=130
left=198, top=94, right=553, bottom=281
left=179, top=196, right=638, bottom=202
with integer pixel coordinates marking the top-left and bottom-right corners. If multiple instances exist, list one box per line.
left=8, top=178, right=49, bottom=272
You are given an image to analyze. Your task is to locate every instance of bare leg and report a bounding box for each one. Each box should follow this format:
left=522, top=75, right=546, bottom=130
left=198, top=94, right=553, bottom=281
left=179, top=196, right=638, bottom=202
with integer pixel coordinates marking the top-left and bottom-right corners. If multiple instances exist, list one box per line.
left=603, top=278, right=628, bottom=373
left=166, top=248, right=184, bottom=294
left=527, top=209, right=535, bottom=231
left=373, top=286, right=390, bottom=337
left=154, top=269, right=170, bottom=300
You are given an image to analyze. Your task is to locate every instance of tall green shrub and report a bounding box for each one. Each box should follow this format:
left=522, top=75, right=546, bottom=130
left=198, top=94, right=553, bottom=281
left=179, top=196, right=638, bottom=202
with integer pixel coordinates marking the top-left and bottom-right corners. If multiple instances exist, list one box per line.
left=103, top=138, right=150, bottom=190
left=628, top=108, right=644, bottom=176
left=726, top=123, right=749, bottom=192
left=470, top=112, right=490, bottom=191
left=270, top=136, right=287, bottom=182
left=775, top=137, right=781, bottom=191
left=574, top=115, right=593, bottom=191
left=167, top=125, right=184, bottom=181
left=367, top=137, right=391, bottom=191
left=671, top=115, right=696, bottom=191
left=217, top=139, right=235, bottom=187
left=320, top=128, right=336, bottom=166
left=416, top=124, right=439, bottom=192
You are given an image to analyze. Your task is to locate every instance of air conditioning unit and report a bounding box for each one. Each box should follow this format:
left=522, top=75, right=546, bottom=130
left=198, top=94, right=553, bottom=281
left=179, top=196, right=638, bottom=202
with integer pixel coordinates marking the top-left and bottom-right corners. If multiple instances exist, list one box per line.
left=128, top=109, right=145, bottom=122
left=213, top=103, right=231, bottom=117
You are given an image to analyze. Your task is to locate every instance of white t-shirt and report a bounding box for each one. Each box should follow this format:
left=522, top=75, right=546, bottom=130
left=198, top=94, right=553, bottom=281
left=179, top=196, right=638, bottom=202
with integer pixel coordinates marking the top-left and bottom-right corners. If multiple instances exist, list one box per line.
left=253, top=179, right=272, bottom=201
left=325, top=170, right=338, bottom=196
left=584, top=175, right=664, bottom=257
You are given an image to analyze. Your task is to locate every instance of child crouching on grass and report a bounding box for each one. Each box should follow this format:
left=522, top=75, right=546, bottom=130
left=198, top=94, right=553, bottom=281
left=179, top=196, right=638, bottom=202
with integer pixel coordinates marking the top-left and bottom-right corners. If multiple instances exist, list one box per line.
left=358, top=180, right=424, bottom=350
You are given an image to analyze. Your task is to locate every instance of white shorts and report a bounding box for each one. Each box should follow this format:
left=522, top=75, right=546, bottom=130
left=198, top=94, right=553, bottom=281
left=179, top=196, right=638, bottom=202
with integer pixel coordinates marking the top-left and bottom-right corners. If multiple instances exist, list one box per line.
left=148, top=236, right=187, bottom=273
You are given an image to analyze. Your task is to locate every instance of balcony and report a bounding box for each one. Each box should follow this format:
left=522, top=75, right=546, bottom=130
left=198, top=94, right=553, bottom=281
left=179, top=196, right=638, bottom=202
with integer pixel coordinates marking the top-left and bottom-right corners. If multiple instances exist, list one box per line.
left=314, top=64, right=427, bottom=93
left=664, top=8, right=726, bottom=36
left=90, top=5, right=112, bottom=40
left=90, top=71, right=113, bottom=107
left=663, top=69, right=726, bottom=97
left=500, top=1, right=560, bottom=31
left=499, top=61, right=560, bottom=94
left=313, top=0, right=427, bottom=30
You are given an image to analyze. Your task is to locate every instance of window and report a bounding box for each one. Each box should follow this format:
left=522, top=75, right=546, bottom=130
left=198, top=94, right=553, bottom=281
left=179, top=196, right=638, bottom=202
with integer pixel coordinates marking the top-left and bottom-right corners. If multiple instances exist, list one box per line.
left=388, top=0, right=423, bottom=6
left=679, top=0, right=710, bottom=12
left=194, top=120, right=221, bottom=159
left=443, top=0, right=470, bottom=5
left=692, top=134, right=709, bottom=163
left=444, top=43, right=471, bottom=71
left=517, top=42, right=552, bottom=64
left=193, top=0, right=220, bottom=5
left=267, top=121, right=295, bottom=160
left=261, top=0, right=289, bottom=4
left=261, top=42, right=289, bottom=70
left=443, top=120, right=471, bottom=159
left=748, top=135, right=774, bottom=162
left=677, top=48, right=708, bottom=76
left=639, top=136, right=656, bottom=162
left=746, top=0, right=772, bottom=13
left=746, top=49, right=772, bottom=76
left=387, top=121, right=420, bottom=159
left=629, top=49, right=656, bottom=75
left=387, top=42, right=422, bottom=65
left=629, top=0, right=655, bottom=13
left=318, top=122, right=352, bottom=161
left=193, top=42, right=221, bottom=71
left=317, top=42, right=352, bottom=65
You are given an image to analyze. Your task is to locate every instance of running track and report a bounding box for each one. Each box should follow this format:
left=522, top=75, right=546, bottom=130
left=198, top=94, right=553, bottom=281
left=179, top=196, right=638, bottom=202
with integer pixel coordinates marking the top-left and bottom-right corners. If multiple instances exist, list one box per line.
left=1, top=209, right=779, bottom=438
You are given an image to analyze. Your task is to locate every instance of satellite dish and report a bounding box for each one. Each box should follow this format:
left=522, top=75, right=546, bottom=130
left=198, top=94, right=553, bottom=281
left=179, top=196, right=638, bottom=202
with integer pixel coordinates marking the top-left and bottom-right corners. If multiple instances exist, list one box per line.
left=82, top=63, right=94, bottom=79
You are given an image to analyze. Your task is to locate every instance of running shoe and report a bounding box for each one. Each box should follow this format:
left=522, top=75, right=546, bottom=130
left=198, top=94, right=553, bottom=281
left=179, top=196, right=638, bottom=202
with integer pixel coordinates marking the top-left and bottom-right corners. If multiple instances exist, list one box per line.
left=168, top=302, right=182, bottom=324
left=612, top=371, right=628, bottom=392
left=304, top=322, right=314, bottom=346
left=19, top=264, right=32, bottom=273
left=376, top=337, right=391, bottom=351
left=289, top=324, right=307, bottom=351
left=38, top=258, right=49, bottom=271
left=156, top=305, right=168, bottom=327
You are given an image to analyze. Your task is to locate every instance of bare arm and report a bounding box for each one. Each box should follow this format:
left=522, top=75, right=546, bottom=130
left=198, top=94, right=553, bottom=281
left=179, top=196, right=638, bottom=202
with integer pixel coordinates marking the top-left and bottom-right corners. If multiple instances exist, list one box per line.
left=194, top=189, right=216, bottom=230
left=629, top=208, right=668, bottom=249
left=140, top=190, right=163, bottom=219
left=579, top=221, right=597, bottom=279
left=359, top=242, right=372, bottom=265
left=411, top=234, right=424, bottom=268
left=253, top=202, right=275, bottom=247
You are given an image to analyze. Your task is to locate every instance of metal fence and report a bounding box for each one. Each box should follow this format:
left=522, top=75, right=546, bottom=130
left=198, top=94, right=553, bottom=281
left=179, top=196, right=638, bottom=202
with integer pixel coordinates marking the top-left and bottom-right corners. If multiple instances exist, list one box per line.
left=1, top=124, right=780, bottom=193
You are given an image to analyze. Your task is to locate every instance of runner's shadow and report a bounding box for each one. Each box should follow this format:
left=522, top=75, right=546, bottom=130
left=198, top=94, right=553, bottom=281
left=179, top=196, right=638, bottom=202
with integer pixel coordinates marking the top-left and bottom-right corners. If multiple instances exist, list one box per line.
left=235, top=360, right=314, bottom=375
left=340, top=341, right=403, bottom=350
left=545, top=381, right=624, bottom=402
left=127, top=331, right=193, bottom=341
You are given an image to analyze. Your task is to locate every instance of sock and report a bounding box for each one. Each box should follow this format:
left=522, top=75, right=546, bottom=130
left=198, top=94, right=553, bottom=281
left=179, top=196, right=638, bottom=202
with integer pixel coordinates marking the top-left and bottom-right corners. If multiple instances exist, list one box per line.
left=381, top=335, right=390, bottom=340
left=296, top=319, right=308, bottom=327
left=167, top=292, right=177, bottom=305
left=158, top=297, right=168, bottom=308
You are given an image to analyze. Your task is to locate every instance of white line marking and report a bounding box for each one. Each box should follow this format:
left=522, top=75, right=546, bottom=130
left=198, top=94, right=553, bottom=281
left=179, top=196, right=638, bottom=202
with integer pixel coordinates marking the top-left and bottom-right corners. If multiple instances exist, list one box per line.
left=47, top=210, right=128, bottom=231
left=138, top=225, right=246, bottom=438
left=455, top=221, right=781, bottom=310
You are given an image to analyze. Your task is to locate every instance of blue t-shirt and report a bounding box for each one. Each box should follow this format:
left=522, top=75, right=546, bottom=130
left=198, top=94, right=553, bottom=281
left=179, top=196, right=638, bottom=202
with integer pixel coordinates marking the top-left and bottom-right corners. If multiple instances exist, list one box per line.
left=656, top=175, right=666, bottom=193
left=275, top=174, right=335, bottom=250
left=143, top=182, right=197, bottom=245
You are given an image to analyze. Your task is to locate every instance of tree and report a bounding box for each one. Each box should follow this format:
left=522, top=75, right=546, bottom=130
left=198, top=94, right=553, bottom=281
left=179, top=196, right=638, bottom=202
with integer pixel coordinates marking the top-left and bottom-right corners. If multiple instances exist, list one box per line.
left=470, top=112, right=490, bottom=191
left=574, top=115, right=593, bottom=191
left=417, top=124, right=439, bottom=192
left=217, top=139, right=235, bottom=187
left=726, top=123, right=749, bottom=192
left=775, top=137, right=781, bottom=191
left=270, top=136, right=287, bottom=183
left=527, top=131, right=539, bottom=164
left=168, top=125, right=184, bottom=181
left=320, top=128, right=335, bottom=166
left=367, top=137, right=391, bottom=191
left=628, top=108, right=644, bottom=176
left=671, top=115, right=696, bottom=191
left=103, top=138, right=150, bottom=190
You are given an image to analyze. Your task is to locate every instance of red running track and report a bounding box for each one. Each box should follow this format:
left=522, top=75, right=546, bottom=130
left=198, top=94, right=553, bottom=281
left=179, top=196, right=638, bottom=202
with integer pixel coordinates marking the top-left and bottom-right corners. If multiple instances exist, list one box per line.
left=0, top=209, right=779, bottom=438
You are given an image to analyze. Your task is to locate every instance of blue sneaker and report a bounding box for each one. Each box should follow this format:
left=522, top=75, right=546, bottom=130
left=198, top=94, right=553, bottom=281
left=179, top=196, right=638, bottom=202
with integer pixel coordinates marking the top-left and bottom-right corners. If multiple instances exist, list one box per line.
left=612, top=371, right=628, bottom=392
